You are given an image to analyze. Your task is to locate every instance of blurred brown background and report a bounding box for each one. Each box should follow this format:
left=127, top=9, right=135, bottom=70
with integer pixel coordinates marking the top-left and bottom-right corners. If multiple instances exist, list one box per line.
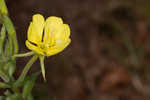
left=6, top=0, right=150, bottom=100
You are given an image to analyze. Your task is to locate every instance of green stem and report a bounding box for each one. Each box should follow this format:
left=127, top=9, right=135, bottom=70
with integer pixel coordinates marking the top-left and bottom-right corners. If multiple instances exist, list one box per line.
left=13, top=51, right=34, bottom=58
left=17, top=55, right=38, bottom=82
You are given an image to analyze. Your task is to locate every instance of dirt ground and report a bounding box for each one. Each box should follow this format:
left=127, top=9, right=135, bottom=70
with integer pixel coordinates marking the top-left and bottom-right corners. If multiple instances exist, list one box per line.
left=6, top=0, right=150, bottom=100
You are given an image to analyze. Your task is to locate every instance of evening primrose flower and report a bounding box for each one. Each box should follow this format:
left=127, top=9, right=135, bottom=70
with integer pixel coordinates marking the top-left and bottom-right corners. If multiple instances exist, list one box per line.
left=23, top=14, right=71, bottom=80
left=26, top=14, right=71, bottom=56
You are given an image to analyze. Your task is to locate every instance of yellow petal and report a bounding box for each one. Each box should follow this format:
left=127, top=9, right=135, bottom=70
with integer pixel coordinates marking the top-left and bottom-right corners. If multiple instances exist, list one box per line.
left=25, top=40, right=44, bottom=55
left=27, top=14, right=45, bottom=44
left=55, top=24, right=70, bottom=42
left=46, top=38, right=71, bottom=56
left=44, top=16, right=63, bottom=45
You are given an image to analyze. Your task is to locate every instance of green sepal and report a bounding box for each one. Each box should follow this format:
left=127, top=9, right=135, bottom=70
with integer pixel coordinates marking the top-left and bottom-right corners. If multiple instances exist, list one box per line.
left=39, top=55, right=46, bottom=81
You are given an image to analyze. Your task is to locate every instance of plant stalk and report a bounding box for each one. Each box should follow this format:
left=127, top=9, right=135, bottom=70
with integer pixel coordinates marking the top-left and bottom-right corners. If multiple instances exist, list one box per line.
left=17, top=55, right=38, bottom=82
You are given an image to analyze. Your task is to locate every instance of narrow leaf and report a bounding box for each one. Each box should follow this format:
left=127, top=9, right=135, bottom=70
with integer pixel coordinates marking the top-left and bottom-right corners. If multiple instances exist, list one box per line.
left=0, top=70, right=9, bottom=82
left=27, top=93, right=34, bottom=100
left=0, top=0, right=8, bottom=15
left=8, top=62, right=15, bottom=77
left=0, top=82, right=10, bottom=88
left=0, top=24, right=6, bottom=55
left=22, top=72, right=40, bottom=99
left=2, top=14, right=18, bottom=54
left=4, top=39, right=10, bottom=57
left=22, top=80, right=35, bottom=99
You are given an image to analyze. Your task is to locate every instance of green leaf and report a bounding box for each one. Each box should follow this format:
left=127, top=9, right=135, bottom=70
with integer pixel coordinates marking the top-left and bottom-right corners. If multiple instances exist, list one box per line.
left=4, top=90, right=11, bottom=96
left=0, top=61, right=15, bottom=80
left=13, top=80, right=25, bottom=88
left=0, top=61, right=5, bottom=69
left=2, top=14, right=18, bottom=54
left=0, top=24, right=6, bottom=55
left=3, top=60, right=16, bottom=77
left=22, top=80, right=34, bottom=98
left=22, top=72, right=40, bottom=99
left=4, top=39, right=11, bottom=57
left=0, top=96, right=6, bottom=100
left=27, top=93, right=34, bottom=100
left=39, top=56, right=46, bottom=81
left=0, top=69, right=9, bottom=82
left=16, top=55, right=38, bottom=83
left=1, top=15, right=15, bottom=36
left=8, top=37, right=13, bottom=56
left=6, top=93, right=21, bottom=100
left=14, top=71, right=40, bottom=88
left=0, top=0, right=8, bottom=15
left=0, top=82, right=10, bottom=88
left=8, top=64, right=15, bottom=77
left=0, top=14, right=2, bottom=23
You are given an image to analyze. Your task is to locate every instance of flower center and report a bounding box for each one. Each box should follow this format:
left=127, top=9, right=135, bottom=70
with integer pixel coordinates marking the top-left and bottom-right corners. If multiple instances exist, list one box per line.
left=38, top=42, right=49, bottom=51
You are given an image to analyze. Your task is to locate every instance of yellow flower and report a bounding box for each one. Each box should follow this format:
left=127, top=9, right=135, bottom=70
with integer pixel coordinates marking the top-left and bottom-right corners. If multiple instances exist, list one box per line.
left=26, top=14, right=71, bottom=56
